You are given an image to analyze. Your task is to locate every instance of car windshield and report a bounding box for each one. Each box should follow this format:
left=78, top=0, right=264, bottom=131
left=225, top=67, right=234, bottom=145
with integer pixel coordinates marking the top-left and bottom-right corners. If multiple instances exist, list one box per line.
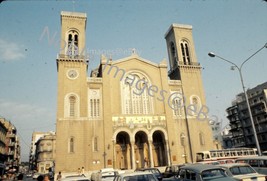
left=229, top=166, right=256, bottom=175
left=123, top=174, right=157, bottom=181
left=147, top=169, right=160, bottom=174
left=201, top=169, right=227, bottom=180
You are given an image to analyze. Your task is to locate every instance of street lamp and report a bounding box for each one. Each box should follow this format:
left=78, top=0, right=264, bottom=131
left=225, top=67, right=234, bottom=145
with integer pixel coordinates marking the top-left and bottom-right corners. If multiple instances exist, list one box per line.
left=112, top=138, right=116, bottom=169
left=181, top=134, right=187, bottom=163
left=208, top=42, right=267, bottom=156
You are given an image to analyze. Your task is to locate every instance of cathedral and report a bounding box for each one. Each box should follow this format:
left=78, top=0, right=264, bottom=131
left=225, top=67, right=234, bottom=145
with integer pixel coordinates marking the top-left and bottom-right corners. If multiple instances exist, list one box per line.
left=55, top=11, right=214, bottom=172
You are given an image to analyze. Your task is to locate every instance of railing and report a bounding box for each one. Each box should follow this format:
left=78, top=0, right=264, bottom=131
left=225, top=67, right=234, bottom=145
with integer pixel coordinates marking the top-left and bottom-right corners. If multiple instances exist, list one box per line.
left=7, top=134, right=15, bottom=138
left=8, top=151, right=14, bottom=155
left=87, top=77, right=102, bottom=83
left=57, top=54, right=89, bottom=61
left=178, top=61, right=200, bottom=66
left=168, top=80, right=182, bottom=85
left=8, top=142, right=15, bottom=146
left=168, top=61, right=201, bottom=74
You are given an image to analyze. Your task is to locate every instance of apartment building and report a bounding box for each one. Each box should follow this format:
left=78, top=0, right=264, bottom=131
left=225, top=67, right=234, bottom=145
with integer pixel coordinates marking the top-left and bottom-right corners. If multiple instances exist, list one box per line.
left=226, top=82, right=267, bottom=151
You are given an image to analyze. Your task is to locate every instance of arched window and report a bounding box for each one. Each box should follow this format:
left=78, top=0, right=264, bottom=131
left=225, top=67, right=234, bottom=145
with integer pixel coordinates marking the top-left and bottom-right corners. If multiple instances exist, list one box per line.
left=171, top=91, right=184, bottom=117
left=180, top=40, right=191, bottom=65
left=74, top=34, right=78, bottom=47
left=121, top=72, right=153, bottom=114
left=170, top=42, right=177, bottom=66
left=69, top=137, right=74, bottom=153
left=69, top=96, right=76, bottom=117
left=199, top=132, right=205, bottom=145
left=64, top=93, right=80, bottom=118
left=67, top=30, right=79, bottom=56
left=190, top=96, right=201, bottom=116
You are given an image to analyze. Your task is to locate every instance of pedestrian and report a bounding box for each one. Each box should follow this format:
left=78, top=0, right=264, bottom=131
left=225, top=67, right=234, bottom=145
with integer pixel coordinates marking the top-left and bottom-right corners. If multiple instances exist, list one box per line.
left=144, top=157, right=148, bottom=168
left=56, top=171, right=62, bottom=180
left=81, top=167, right=85, bottom=176
left=77, top=168, right=81, bottom=175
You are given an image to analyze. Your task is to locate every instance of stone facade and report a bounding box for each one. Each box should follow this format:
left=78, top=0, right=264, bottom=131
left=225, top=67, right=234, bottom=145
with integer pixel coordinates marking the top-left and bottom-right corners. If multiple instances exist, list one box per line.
left=0, top=118, right=20, bottom=170
left=29, top=132, right=51, bottom=171
left=55, top=11, right=214, bottom=173
left=35, top=132, right=56, bottom=174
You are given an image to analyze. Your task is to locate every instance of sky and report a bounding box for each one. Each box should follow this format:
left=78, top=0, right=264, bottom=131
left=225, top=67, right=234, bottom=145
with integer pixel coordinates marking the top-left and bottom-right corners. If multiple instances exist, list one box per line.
left=0, top=0, right=266, bottom=162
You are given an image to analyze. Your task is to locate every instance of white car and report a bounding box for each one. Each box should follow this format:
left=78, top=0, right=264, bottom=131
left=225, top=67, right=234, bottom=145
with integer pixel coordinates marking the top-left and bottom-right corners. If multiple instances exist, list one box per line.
left=61, top=175, right=90, bottom=181
left=219, top=163, right=267, bottom=181
left=113, top=171, right=158, bottom=181
left=32, top=173, right=42, bottom=179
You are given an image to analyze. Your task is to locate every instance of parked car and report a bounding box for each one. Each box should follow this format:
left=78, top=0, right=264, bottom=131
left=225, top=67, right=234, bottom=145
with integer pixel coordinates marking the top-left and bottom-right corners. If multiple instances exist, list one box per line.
left=197, top=161, right=220, bottom=165
left=32, top=173, right=42, bottom=179
left=162, top=164, right=185, bottom=178
left=235, top=156, right=267, bottom=175
left=99, top=170, right=119, bottom=181
left=164, top=164, right=236, bottom=181
left=91, top=168, right=120, bottom=181
left=61, top=175, right=90, bottom=181
left=135, top=168, right=163, bottom=180
left=219, top=163, right=267, bottom=181
left=113, top=171, right=158, bottom=181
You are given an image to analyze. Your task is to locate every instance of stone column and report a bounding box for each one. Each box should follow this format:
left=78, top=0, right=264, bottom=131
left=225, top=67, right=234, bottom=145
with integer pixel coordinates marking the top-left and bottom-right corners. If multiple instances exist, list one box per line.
left=131, top=141, right=136, bottom=169
left=165, top=139, right=171, bottom=165
left=148, top=140, right=154, bottom=167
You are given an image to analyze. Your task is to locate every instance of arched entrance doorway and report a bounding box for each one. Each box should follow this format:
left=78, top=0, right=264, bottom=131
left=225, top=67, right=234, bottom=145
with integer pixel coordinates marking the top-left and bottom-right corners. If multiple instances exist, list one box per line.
left=115, top=132, right=131, bottom=169
left=135, top=131, right=149, bottom=168
left=152, top=131, right=167, bottom=166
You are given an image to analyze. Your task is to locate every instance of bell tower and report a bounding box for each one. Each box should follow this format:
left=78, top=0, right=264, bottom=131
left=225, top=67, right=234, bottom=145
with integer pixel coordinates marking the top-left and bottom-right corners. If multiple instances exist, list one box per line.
left=165, top=23, right=206, bottom=106
left=165, top=24, right=213, bottom=162
left=55, top=11, right=88, bottom=172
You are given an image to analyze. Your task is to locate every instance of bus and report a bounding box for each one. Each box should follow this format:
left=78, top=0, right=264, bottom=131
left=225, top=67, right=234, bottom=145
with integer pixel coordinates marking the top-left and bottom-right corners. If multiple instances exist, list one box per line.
left=196, top=148, right=258, bottom=162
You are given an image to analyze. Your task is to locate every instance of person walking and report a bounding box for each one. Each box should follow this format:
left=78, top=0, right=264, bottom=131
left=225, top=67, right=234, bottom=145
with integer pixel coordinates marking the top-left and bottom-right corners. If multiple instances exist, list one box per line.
left=56, top=171, right=62, bottom=180
left=81, top=167, right=85, bottom=176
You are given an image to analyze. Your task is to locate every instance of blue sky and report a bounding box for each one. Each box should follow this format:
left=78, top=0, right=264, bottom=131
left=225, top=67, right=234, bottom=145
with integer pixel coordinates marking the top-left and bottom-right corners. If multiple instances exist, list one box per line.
left=0, top=0, right=266, bottom=161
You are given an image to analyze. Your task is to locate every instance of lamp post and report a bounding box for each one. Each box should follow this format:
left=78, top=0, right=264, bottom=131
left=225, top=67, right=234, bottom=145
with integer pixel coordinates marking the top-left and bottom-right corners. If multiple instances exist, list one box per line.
left=112, top=138, right=116, bottom=169
left=181, top=134, right=187, bottom=163
left=208, top=43, right=267, bottom=156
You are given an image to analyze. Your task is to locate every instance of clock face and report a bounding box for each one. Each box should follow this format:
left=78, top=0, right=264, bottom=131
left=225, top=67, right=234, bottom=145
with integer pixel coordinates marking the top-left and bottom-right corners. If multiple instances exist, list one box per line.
left=67, top=69, right=78, bottom=79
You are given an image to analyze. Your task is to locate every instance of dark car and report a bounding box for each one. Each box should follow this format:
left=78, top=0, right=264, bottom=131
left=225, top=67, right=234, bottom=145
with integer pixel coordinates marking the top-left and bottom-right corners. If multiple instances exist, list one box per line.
left=135, top=168, right=162, bottom=180
left=164, top=164, right=236, bottom=181
left=162, top=164, right=185, bottom=178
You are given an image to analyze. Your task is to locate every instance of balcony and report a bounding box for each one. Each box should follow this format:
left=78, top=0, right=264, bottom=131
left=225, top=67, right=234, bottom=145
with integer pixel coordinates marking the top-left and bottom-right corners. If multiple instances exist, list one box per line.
left=37, top=148, right=53, bottom=153
left=8, top=142, right=15, bottom=147
left=177, top=61, right=200, bottom=66
left=56, top=54, right=89, bottom=63
left=168, top=80, right=182, bottom=85
left=8, top=151, right=14, bottom=155
left=7, top=134, right=15, bottom=138
left=87, top=77, right=102, bottom=83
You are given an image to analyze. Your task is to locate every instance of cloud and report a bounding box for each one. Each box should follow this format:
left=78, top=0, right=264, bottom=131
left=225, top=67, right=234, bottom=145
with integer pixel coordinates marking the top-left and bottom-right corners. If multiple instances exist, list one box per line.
left=0, top=99, right=55, bottom=161
left=0, top=39, right=26, bottom=61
